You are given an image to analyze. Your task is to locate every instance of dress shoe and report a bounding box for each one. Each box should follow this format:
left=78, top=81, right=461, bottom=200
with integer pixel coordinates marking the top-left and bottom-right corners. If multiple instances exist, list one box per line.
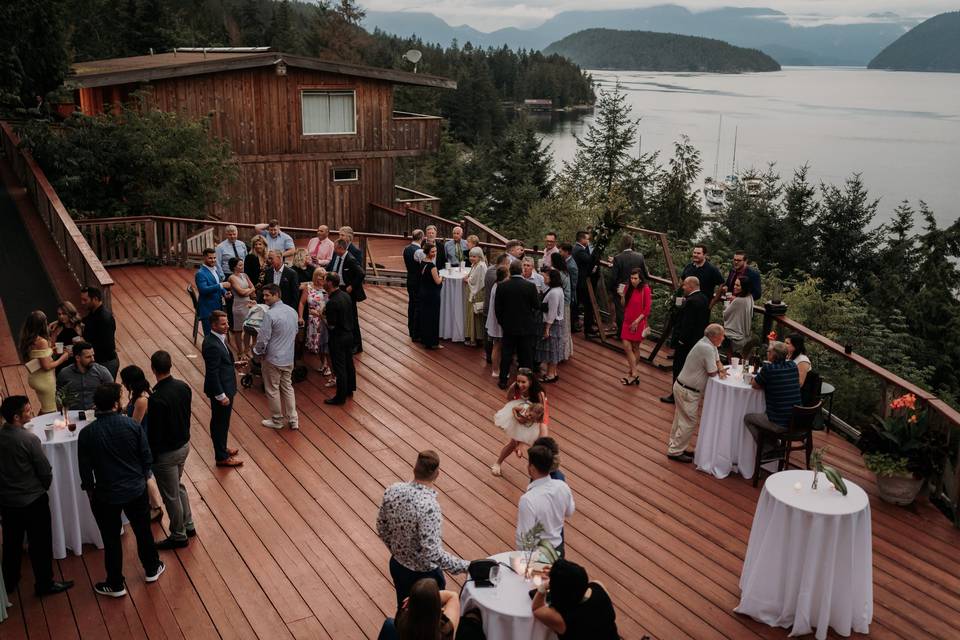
left=660, top=394, right=675, bottom=404
left=324, top=397, right=346, bottom=405
left=226, top=448, right=239, bottom=457
left=35, top=580, right=74, bottom=597
left=352, top=346, right=363, bottom=354
left=497, top=380, right=508, bottom=390
left=216, top=456, right=243, bottom=467
left=155, top=536, right=188, bottom=550
left=186, top=528, right=197, bottom=538
left=666, top=452, right=694, bottom=463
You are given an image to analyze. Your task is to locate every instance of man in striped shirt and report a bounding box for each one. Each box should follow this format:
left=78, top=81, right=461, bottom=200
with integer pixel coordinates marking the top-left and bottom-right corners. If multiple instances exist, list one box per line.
left=745, top=341, right=801, bottom=448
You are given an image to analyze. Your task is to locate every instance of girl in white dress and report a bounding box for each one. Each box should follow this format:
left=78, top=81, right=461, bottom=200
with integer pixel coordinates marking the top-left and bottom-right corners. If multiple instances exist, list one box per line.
left=491, top=369, right=549, bottom=476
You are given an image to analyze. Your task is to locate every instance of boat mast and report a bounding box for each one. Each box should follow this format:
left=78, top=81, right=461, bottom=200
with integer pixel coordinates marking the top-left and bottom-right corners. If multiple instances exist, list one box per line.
left=730, top=126, right=738, bottom=176
left=713, top=115, right=722, bottom=179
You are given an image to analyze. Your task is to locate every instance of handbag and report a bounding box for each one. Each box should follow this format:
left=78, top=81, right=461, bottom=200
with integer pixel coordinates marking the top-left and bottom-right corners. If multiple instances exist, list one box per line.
left=472, top=300, right=485, bottom=314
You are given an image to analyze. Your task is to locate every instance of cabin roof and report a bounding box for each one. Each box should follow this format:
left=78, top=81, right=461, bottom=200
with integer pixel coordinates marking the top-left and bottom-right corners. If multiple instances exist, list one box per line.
left=68, top=51, right=456, bottom=90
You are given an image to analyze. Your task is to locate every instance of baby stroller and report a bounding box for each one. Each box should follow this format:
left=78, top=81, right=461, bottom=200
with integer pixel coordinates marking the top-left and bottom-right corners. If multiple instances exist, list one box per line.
left=239, top=302, right=309, bottom=389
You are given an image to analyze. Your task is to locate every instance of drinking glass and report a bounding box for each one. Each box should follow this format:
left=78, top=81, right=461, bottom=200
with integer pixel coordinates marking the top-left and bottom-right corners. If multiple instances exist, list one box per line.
left=489, top=564, right=501, bottom=586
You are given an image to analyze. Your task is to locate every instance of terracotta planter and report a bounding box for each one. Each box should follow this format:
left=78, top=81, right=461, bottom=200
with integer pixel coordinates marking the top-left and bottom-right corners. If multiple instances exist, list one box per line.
left=875, top=473, right=924, bottom=506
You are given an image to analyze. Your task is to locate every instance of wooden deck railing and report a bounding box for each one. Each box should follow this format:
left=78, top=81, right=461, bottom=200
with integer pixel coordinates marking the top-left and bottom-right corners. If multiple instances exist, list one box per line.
left=0, top=121, right=114, bottom=308
left=390, top=113, right=442, bottom=154
left=758, top=307, right=960, bottom=525
left=395, top=185, right=441, bottom=217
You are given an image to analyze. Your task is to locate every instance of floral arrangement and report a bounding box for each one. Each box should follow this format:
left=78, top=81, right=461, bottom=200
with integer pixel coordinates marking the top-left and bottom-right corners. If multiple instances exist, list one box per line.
left=857, top=392, right=949, bottom=480
left=517, top=522, right=559, bottom=575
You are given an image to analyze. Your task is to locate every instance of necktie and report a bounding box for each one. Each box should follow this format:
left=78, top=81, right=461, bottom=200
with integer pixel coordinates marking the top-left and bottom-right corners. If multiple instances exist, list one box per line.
left=337, top=256, right=345, bottom=277
left=230, top=241, right=238, bottom=257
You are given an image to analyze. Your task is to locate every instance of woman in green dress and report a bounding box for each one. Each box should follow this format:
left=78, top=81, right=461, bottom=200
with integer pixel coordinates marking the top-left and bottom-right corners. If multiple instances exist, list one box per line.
left=463, top=247, right=487, bottom=346
left=20, top=311, right=71, bottom=414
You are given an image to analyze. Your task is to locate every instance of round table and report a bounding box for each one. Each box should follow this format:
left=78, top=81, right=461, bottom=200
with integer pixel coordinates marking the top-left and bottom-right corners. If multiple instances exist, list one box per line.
left=26, top=411, right=104, bottom=559
left=461, top=552, right=556, bottom=640
left=439, top=267, right=468, bottom=342
left=735, top=470, right=873, bottom=640
left=694, top=371, right=765, bottom=479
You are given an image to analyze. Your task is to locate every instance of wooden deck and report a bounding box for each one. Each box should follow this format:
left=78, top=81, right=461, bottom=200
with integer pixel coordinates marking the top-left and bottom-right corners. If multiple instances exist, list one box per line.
left=1, top=265, right=958, bottom=640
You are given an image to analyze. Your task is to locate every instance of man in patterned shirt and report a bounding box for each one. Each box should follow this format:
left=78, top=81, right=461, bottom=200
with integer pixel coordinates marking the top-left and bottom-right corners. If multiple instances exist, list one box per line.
left=376, top=450, right=470, bottom=608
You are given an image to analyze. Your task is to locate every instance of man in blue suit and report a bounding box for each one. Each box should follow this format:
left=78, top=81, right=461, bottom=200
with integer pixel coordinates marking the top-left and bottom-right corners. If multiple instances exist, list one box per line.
left=195, top=248, right=230, bottom=335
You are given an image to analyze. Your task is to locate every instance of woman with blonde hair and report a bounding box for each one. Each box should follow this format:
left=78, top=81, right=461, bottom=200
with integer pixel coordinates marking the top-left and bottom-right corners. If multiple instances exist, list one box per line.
left=299, top=267, right=331, bottom=376
left=20, top=310, right=72, bottom=413
left=463, top=247, right=487, bottom=347
left=227, top=257, right=256, bottom=356
left=290, top=248, right=316, bottom=286
left=244, top=234, right=269, bottom=296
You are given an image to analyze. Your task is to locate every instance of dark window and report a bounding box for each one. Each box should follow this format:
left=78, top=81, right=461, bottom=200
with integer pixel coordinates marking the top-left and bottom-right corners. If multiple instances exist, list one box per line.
left=332, top=168, right=359, bottom=182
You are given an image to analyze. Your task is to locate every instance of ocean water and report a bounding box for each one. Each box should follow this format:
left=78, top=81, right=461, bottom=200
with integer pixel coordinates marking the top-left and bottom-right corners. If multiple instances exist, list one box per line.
left=535, top=67, right=960, bottom=227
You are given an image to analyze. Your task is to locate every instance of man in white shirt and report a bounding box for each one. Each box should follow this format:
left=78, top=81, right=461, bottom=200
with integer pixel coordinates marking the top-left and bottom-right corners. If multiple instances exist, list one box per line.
left=666, top=323, right=727, bottom=462
left=516, top=445, right=575, bottom=558
left=521, top=256, right=546, bottom=293
left=254, top=284, right=299, bottom=430
left=539, top=232, right=559, bottom=269
left=214, top=225, right=247, bottom=280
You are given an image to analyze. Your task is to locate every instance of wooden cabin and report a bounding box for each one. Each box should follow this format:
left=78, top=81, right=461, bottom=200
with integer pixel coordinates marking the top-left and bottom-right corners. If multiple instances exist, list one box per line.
left=67, top=50, right=455, bottom=230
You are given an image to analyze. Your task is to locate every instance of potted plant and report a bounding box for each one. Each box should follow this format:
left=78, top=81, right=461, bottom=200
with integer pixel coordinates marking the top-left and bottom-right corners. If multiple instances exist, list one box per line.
left=55, top=387, right=79, bottom=423
left=857, top=393, right=949, bottom=505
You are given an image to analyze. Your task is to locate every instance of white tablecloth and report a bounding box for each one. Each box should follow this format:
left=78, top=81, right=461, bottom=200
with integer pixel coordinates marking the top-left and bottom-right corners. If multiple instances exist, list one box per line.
left=26, top=411, right=104, bottom=559
left=439, top=268, right=468, bottom=342
left=735, top=470, right=873, bottom=640
left=461, top=552, right=556, bottom=640
left=695, top=372, right=766, bottom=479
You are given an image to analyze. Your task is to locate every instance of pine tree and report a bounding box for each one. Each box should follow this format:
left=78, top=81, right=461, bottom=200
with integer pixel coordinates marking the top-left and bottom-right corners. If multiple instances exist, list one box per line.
left=565, top=83, right=638, bottom=195
left=814, top=173, right=880, bottom=292
left=487, top=116, right=553, bottom=233
left=268, top=0, right=297, bottom=52
left=0, top=1, right=70, bottom=108
left=779, top=164, right=820, bottom=277
left=240, top=0, right=266, bottom=46
left=648, top=135, right=702, bottom=241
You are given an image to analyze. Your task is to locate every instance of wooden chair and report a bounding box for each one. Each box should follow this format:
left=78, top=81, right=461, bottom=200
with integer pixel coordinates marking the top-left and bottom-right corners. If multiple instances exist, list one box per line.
left=752, top=402, right=823, bottom=487
left=187, top=284, right=200, bottom=345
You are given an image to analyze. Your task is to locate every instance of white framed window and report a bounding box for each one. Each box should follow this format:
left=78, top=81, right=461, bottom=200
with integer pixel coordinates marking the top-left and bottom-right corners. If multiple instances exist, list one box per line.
left=332, top=168, right=359, bottom=182
left=301, top=90, right=356, bottom=135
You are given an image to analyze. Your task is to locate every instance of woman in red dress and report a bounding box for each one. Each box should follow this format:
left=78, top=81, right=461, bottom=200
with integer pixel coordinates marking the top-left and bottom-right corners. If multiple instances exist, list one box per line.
left=619, top=268, right=652, bottom=385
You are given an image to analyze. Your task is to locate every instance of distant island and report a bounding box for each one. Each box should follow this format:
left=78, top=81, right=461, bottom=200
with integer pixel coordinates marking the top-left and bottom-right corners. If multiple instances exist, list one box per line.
left=543, top=28, right=781, bottom=72
left=868, top=11, right=960, bottom=72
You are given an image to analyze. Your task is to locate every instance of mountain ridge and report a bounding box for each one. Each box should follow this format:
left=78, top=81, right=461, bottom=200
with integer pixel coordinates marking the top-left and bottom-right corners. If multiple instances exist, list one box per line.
left=868, top=12, right=960, bottom=72
left=543, top=28, right=781, bottom=72
left=364, top=5, right=919, bottom=66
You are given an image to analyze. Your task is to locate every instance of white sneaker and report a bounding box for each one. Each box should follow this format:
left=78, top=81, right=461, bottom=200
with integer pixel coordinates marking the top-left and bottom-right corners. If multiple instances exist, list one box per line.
left=145, top=562, right=165, bottom=583
left=261, top=418, right=284, bottom=429
left=288, top=422, right=299, bottom=431
left=491, top=463, right=502, bottom=477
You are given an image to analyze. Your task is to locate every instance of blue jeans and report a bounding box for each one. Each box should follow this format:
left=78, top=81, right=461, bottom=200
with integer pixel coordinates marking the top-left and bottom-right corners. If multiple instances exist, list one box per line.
left=389, top=557, right=445, bottom=610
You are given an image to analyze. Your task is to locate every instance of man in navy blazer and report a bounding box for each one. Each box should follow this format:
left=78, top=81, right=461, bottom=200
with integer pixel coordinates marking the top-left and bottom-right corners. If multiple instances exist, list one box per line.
left=330, top=239, right=367, bottom=353
left=403, top=229, right=424, bottom=340
left=202, top=311, right=243, bottom=467
left=196, top=248, right=230, bottom=335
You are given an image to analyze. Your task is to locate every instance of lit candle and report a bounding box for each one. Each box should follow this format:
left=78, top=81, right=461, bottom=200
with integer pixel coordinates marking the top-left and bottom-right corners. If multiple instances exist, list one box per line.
left=793, top=482, right=803, bottom=492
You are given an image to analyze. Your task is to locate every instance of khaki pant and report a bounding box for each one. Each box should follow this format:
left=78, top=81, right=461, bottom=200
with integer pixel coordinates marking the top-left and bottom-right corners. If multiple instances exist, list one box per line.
left=262, top=360, right=297, bottom=425
left=667, top=381, right=701, bottom=455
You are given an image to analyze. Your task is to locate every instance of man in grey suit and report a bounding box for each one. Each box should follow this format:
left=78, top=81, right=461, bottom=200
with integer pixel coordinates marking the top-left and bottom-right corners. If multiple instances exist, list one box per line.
left=609, top=234, right=650, bottom=334
left=202, top=311, right=243, bottom=467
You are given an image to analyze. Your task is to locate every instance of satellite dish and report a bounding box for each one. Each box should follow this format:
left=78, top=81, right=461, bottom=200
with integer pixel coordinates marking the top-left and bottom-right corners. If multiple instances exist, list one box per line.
left=402, top=49, right=422, bottom=72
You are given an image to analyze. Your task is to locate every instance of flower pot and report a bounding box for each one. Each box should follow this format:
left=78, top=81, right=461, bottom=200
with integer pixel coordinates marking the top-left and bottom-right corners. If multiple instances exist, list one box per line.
left=875, top=473, right=924, bottom=505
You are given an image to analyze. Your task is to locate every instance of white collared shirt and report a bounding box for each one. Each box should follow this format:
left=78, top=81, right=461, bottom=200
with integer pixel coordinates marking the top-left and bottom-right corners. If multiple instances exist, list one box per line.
left=516, top=476, right=575, bottom=549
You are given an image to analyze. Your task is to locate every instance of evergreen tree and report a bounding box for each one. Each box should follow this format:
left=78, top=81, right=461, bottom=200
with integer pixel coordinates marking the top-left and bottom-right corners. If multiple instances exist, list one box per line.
left=779, top=164, right=820, bottom=277
left=814, top=174, right=880, bottom=292
left=240, top=0, right=266, bottom=46
left=565, top=83, right=638, bottom=195
left=268, top=0, right=297, bottom=52
left=0, top=1, right=70, bottom=109
left=647, top=135, right=702, bottom=241
left=487, top=116, right=553, bottom=233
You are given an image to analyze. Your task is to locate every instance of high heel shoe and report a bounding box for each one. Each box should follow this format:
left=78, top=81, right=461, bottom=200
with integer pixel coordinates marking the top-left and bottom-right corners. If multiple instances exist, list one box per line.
left=630, top=376, right=641, bottom=385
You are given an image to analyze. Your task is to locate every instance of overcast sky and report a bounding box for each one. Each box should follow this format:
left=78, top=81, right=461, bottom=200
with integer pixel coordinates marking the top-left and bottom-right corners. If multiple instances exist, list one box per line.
left=363, top=1, right=955, bottom=31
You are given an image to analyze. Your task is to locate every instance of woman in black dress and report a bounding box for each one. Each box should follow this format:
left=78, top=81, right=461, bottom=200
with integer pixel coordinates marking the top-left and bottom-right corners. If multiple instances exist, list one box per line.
left=244, top=234, right=269, bottom=300
left=418, top=243, right=444, bottom=349
left=533, top=558, right=619, bottom=639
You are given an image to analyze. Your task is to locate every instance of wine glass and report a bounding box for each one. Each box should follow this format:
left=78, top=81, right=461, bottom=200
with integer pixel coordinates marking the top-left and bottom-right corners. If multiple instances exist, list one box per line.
left=489, top=564, right=501, bottom=586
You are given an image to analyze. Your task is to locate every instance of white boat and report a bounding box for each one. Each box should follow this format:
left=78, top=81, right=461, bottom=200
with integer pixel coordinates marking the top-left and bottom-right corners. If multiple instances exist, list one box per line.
left=704, top=177, right=726, bottom=207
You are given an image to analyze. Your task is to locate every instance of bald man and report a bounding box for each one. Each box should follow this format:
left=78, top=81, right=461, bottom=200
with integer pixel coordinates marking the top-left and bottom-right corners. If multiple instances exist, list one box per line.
left=661, top=276, right=711, bottom=404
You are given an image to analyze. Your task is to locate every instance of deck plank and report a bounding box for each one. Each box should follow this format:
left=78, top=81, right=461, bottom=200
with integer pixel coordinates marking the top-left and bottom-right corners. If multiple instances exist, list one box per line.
left=3, top=264, right=957, bottom=640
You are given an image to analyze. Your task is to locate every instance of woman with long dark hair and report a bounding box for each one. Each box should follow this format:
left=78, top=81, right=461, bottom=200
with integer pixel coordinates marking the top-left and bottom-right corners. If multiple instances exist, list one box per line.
left=532, top=558, right=619, bottom=639
left=537, top=270, right=565, bottom=383
left=550, top=251, right=573, bottom=361
left=391, top=578, right=460, bottom=640
left=619, top=268, right=652, bottom=385
left=48, top=301, right=84, bottom=375
left=785, top=333, right=812, bottom=387
left=20, top=310, right=71, bottom=413
left=120, top=365, right=165, bottom=522
left=418, top=243, right=444, bottom=349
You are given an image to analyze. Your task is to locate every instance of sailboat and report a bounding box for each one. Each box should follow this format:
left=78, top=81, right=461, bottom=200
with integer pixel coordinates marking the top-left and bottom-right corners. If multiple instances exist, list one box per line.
left=703, top=116, right=726, bottom=209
